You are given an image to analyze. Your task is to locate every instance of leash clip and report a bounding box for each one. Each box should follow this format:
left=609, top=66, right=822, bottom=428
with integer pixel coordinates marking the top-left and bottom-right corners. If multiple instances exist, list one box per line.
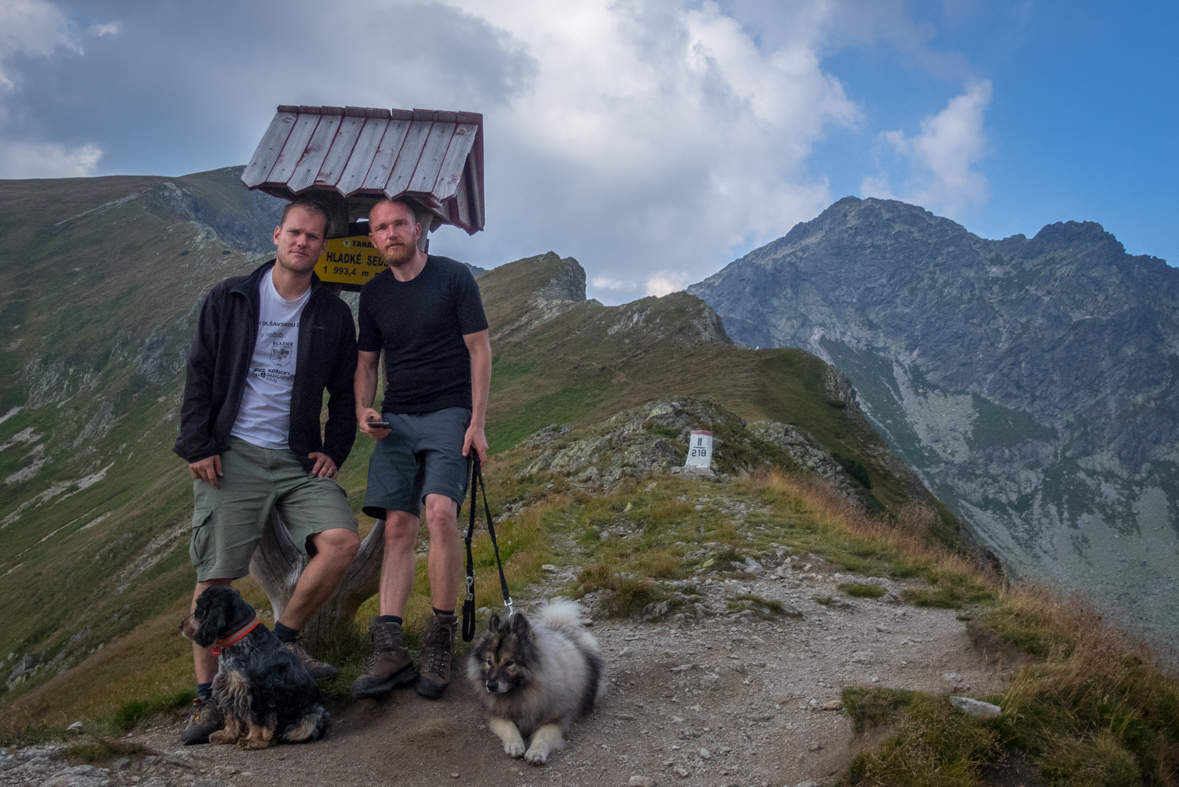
left=504, top=596, right=515, bottom=618
left=465, top=575, right=474, bottom=601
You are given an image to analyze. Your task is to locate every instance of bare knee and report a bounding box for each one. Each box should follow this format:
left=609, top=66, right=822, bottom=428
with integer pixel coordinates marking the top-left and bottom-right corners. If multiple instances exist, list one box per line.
left=384, top=512, right=420, bottom=552
left=423, top=495, right=458, bottom=536
left=310, top=528, right=360, bottom=564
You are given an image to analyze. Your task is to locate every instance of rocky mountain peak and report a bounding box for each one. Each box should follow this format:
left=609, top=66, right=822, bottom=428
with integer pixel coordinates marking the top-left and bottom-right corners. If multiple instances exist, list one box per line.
left=689, top=198, right=1179, bottom=653
left=532, top=251, right=587, bottom=306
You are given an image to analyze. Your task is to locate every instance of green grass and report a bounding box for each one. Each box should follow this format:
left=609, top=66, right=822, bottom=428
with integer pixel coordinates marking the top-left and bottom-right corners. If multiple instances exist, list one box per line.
left=726, top=594, right=788, bottom=618
left=843, top=687, right=921, bottom=733
left=841, top=693, right=999, bottom=786
left=840, top=582, right=887, bottom=599
left=110, top=688, right=194, bottom=735
left=66, top=737, right=145, bottom=763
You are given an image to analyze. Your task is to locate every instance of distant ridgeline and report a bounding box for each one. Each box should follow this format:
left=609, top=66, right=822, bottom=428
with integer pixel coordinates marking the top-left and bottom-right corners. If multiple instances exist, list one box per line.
left=689, top=196, right=1179, bottom=654
left=0, top=171, right=952, bottom=701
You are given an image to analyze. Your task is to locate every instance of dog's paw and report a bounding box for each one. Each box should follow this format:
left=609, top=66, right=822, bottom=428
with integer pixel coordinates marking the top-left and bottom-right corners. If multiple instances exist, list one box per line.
left=209, top=730, right=237, bottom=745
left=239, top=738, right=272, bottom=751
left=504, top=740, right=526, bottom=758
left=524, top=748, right=549, bottom=766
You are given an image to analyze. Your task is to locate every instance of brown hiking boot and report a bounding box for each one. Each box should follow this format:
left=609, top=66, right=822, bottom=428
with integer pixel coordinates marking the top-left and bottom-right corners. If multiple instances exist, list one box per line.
left=283, top=637, right=338, bottom=680
left=416, top=613, right=458, bottom=699
left=180, top=697, right=223, bottom=745
left=350, top=618, right=415, bottom=698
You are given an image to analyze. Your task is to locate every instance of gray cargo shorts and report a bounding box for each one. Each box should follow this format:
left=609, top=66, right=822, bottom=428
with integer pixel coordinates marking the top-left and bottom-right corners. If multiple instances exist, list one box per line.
left=190, top=437, right=358, bottom=582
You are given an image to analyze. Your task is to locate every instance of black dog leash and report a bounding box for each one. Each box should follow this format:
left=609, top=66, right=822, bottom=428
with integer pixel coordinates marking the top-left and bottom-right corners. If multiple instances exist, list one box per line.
left=462, top=455, right=513, bottom=642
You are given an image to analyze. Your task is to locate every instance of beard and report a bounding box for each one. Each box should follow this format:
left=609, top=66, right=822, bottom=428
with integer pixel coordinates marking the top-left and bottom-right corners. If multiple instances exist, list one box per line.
left=379, top=240, right=417, bottom=267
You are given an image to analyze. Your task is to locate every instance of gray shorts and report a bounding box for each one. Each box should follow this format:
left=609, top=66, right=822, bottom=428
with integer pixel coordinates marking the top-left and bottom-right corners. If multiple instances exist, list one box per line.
left=190, top=437, right=358, bottom=582
left=362, top=408, right=472, bottom=519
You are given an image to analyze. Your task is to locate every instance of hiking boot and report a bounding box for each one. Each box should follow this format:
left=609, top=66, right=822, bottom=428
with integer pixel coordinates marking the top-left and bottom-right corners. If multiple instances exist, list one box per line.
left=283, top=637, right=339, bottom=680
left=180, top=697, right=223, bottom=745
left=416, top=612, right=458, bottom=699
left=351, top=618, right=415, bottom=698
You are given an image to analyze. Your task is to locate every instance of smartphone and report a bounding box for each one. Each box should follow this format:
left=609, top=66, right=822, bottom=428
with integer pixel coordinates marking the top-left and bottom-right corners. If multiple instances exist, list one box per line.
left=367, top=420, right=392, bottom=429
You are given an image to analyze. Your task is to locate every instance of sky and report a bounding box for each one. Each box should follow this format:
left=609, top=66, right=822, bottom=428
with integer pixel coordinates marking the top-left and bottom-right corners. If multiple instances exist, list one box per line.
left=0, top=0, right=1174, bottom=304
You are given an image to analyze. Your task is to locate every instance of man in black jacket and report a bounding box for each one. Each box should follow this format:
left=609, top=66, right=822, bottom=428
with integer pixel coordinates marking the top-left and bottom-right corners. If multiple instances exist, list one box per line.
left=173, top=200, right=359, bottom=745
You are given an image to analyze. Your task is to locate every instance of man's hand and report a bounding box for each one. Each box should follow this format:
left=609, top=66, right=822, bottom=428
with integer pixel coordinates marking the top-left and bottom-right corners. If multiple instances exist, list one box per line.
left=308, top=452, right=338, bottom=479
left=462, top=423, right=488, bottom=466
left=189, top=455, right=223, bottom=488
left=357, top=407, right=392, bottom=440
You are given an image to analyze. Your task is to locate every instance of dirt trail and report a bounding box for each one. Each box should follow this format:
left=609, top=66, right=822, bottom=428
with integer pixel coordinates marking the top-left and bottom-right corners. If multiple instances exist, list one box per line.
left=18, top=554, right=1016, bottom=787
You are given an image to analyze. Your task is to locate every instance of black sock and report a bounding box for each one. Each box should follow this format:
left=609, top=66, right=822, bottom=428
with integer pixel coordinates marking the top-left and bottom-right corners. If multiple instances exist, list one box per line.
left=197, top=682, right=213, bottom=701
left=378, top=615, right=403, bottom=626
left=273, top=621, right=299, bottom=643
left=433, top=607, right=455, bottom=617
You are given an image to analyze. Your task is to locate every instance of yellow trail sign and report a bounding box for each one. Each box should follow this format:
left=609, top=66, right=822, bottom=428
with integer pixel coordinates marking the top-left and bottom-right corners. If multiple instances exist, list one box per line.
left=314, top=236, right=385, bottom=287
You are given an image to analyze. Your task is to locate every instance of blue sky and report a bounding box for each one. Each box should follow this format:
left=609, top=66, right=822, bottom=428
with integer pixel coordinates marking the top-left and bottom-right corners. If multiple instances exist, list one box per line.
left=0, top=0, right=1174, bottom=303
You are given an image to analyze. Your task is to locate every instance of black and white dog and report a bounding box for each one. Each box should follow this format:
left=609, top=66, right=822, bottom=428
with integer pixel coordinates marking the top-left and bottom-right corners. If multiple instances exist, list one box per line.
left=467, top=600, right=605, bottom=765
left=180, top=585, right=329, bottom=749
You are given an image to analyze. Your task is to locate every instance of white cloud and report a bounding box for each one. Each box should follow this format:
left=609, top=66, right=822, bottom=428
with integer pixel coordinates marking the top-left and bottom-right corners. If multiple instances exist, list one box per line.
left=0, top=141, right=101, bottom=178
left=861, top=80, right=992, bottom=218
left=591, top=276, right=630, bottom=291
left=0, top=0, right=79, bottom=89
left=0, top=0, right=108, bottom=178
left=644, top=271, right=690, bottom=297
left=427, top=0, right=861, bottom=301
left=87, top=21, right=122, bottom=37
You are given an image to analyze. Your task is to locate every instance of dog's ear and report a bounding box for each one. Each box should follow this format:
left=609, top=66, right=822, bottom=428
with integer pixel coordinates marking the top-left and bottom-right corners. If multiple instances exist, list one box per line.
left=192, top=587, right=228, bottom=648
left=510, top=613, right=531, bottom=641
left=488, top=613, right=502, bottom=632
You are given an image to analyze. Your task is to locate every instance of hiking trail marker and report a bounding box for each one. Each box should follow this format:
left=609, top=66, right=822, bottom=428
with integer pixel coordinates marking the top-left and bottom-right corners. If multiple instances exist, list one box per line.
left=686, top=430, right=713, bottom=470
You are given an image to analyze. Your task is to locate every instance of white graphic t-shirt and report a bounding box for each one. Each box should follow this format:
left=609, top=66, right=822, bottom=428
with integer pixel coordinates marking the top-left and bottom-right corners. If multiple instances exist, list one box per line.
left=230, top=269, right=311, bottom=450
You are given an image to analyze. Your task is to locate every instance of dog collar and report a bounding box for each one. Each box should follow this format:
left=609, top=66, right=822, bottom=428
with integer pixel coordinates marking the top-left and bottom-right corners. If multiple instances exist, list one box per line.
left=211, top=616, right=260, bottom=656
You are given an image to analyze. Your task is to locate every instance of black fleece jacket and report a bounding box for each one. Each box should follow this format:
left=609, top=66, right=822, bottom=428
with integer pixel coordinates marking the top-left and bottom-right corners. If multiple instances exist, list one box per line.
left=173, top=261, right=358, bottom=471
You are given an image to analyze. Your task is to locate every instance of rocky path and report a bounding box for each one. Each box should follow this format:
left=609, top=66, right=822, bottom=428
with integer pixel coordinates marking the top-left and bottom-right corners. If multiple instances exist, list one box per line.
left=10, top=555, right=1014, bottom=787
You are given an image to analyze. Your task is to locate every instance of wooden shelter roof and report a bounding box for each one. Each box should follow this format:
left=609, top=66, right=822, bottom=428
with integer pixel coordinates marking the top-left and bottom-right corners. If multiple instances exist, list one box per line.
left=242, top=105, right=484, bottom=235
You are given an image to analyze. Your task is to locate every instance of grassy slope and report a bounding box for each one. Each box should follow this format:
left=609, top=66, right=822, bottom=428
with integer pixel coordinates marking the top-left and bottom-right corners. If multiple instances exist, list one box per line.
left=0, top=171, right=267, bottom=705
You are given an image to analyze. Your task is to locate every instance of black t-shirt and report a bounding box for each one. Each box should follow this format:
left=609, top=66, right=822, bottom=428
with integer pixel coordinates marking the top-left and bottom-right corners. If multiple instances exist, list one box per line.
left=358, top=255, right=489, bottom=414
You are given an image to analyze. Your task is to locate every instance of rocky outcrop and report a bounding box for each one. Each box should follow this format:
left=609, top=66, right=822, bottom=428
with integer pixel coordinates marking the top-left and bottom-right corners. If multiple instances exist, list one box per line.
left=689, top=196, right=1179, bottom=650
left=522, top=398, right=855, bottom=496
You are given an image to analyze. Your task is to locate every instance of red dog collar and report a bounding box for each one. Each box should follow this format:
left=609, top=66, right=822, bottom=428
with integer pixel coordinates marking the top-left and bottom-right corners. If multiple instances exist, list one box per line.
left=211, top=616, right=260, bottom=656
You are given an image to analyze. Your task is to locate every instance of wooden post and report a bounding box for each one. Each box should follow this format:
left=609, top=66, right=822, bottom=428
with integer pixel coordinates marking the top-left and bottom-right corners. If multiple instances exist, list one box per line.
left=249, top=514, right=386, bottom=652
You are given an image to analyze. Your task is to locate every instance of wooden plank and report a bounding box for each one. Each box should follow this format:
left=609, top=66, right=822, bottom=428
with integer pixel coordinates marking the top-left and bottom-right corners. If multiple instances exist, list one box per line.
left=431, top=123, right=478, bottom=202
left=408, top=122, right=455, bottom=194
left=469, top=123, right=485, bottom=230
left=314, top=114, right=365, bottom=189
left=361, top=119, right=411, bottom=192
left=383, top=119, right=434, bottom=196
left=337, top=117, right=389, bottom=196
left=242, top=111, right=297, bottom=187
left=285, top=114, right=341, bottom=194
left=452, top=166, right=471, bottom=231
left=266, top=113, right=324, bottom=188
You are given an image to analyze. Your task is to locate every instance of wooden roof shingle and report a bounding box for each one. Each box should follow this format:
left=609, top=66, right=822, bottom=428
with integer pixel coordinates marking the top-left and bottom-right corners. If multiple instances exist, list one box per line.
left=242, top=105, right=485, bottom=235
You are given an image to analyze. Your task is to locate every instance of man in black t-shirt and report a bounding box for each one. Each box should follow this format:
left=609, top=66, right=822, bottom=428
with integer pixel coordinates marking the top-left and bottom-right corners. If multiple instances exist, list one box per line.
left=351, top=198, right=491, bottom=701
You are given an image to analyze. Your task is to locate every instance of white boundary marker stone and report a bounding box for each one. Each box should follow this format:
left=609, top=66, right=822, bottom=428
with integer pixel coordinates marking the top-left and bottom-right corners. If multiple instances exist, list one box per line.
left=686, top=430, right=713, bottom=469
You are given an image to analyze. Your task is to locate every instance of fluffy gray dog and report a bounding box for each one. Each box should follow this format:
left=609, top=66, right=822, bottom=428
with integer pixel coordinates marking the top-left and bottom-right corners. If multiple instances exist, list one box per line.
left=467, top=600, right=605, bottom=765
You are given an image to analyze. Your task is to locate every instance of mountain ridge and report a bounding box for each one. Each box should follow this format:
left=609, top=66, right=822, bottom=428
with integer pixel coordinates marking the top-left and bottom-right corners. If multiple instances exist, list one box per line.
left=689, top=196, right=1179, bottom=651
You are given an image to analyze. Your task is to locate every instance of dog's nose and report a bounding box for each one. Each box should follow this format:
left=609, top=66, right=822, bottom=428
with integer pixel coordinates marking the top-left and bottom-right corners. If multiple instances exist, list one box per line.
left=485, top=680, right=498, bottom=693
